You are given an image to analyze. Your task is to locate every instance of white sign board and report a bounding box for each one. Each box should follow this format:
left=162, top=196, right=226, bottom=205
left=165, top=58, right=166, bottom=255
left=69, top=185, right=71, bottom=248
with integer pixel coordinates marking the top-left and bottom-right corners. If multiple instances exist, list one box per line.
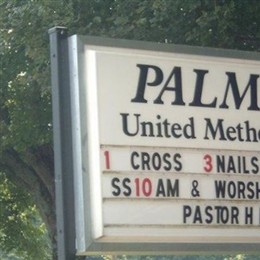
left=68, top=35, right=260, bottom=254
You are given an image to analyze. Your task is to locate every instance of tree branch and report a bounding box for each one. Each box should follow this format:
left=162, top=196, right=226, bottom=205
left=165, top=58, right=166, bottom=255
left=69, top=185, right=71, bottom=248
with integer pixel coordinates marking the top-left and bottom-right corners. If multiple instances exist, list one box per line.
left=0, top=147, right=56, bottom=253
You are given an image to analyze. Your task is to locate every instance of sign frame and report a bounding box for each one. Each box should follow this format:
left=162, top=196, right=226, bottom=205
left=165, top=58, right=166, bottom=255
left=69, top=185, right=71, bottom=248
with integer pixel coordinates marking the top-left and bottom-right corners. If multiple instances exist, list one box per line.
left=67, top=34, right=260, bottom=255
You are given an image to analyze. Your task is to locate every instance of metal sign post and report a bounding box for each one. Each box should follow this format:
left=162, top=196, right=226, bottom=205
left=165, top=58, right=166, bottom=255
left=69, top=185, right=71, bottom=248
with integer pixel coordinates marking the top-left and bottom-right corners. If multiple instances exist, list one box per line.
left=49, top=27, right=76, bottom=260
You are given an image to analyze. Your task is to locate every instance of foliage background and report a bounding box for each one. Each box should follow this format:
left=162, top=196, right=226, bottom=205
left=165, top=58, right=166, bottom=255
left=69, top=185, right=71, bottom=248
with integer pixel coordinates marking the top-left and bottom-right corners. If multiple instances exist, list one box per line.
left=1, top=0, right=260, bottom=259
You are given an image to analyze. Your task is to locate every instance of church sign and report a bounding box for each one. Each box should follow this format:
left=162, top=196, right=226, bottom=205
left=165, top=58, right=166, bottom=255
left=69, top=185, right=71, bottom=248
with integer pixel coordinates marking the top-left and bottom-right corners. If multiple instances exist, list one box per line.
left=68, top=35, right=260, bottom=254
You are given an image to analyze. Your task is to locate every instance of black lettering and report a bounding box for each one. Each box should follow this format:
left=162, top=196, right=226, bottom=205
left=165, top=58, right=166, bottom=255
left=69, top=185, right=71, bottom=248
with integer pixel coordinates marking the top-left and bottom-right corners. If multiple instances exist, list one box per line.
left=204, top=118, right=227, bottom=140
left=111, top=177, right=121, bottom=196
left=205, top=206, right=213, bottom=224
left=256, top=182, right=260, bottom=199
left=221, top=207, right=229, bottom=224
left=237, top=181, right=246, bottom=199
left=215, top=180, right=226, bottom=198
left=183, top=205, right=192, bottom=223
left=216, top=155, right=225, bottom=173
left=219, top=72, right=260, bottom=111
left=121, top=113, right=140, bottom=136
left=140, top=121, right=154, bottom=137
left=162, top=119, right=171, bottom=138
left=183, top=117, right=196, bottom=139
left=227, top=181, right=236, bottom=198
left=173, top=153, right=182, bottom=171
left=238, top=156, right=242, bottom=173
left=215, top=206, right=222, bottom=224
left=227, top=157, right=236, bottom=173
left=189, top=69, right=217, bottom=107
left=171, top=123, right=182, bottom=138
left=231, top=207, right=239, bottom=224
left=122, top=178, right=131, bottom=196
left=226, top=126, right=237, bottom=141
left=247, top=182, right=255, bottom=199
left=162, top=153, right=171, bottom=171
left=251, top=157, right=259, bottom=174
left=242, top=156, right=250, bottom=174
left=156, top=115, right=163, bottom=137
left=141, top=152, right=150, bottom=170
left=167, top=179, right=179, bottom=197
left=156, top=179, right=165, bottom=197
left=152, top=153, right=161, bottom=170
left=154, top=67, right=185, bottom=105
left=245, top=207, right=254, bottom=224
left=131, top=151, right=139, bottom=170
left=131, top=64, right=163, bottom=103
left=236, top=124, right=244, bottom=141
left=245, top=121, right=258, bottom=142
left=193, top=205, right=203, bottom=224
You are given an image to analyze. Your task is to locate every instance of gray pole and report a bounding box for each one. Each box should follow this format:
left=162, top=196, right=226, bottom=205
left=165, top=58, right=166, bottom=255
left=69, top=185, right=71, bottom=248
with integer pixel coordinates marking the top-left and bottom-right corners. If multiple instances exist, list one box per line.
left=49, top=27, right=76, bottom=260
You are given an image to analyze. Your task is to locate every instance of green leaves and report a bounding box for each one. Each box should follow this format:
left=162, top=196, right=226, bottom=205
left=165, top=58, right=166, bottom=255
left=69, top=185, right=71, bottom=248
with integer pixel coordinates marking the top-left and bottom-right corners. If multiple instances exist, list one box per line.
left=0, top=0, right=73, bottom=152
left=1, top=0, right=260, bottom=258
left=0, top=172, right=51, bottom=259
left=3, top=72, right=52, bottom=151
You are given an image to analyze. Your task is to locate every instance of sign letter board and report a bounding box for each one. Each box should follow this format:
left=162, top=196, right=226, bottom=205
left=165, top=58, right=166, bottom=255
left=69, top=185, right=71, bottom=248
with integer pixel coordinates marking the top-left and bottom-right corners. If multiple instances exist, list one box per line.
left=68, top=35, right=260, bottom=255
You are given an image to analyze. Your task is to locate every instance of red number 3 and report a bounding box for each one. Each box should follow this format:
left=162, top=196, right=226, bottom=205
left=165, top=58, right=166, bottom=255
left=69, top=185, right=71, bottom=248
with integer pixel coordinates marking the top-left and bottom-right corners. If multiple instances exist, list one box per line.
left=203, top=154, right=212, bottom=173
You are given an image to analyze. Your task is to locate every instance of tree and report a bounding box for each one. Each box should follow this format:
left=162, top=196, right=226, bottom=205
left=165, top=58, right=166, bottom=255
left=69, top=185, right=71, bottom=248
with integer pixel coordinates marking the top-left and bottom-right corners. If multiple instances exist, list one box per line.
left=1, top=0, right=260, bottom=258
left=0, top=171, right=51, bottom=259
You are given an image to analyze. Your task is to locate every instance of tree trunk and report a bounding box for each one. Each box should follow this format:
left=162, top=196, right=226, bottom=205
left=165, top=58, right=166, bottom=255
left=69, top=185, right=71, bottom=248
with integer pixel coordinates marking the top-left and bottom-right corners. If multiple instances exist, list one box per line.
left=1, top=144, right=57, bottom=259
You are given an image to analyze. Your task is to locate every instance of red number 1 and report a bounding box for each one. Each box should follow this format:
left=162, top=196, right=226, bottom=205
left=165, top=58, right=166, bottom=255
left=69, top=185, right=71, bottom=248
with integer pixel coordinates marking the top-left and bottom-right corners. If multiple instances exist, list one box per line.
left=104, top=151, right=110, bottom=170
